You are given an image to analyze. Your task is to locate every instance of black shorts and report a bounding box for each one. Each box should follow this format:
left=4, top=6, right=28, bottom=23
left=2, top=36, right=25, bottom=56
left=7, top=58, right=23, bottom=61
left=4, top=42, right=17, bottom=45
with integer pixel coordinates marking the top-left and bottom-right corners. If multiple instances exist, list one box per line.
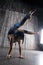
left=8, top=30, right=24, bottom=42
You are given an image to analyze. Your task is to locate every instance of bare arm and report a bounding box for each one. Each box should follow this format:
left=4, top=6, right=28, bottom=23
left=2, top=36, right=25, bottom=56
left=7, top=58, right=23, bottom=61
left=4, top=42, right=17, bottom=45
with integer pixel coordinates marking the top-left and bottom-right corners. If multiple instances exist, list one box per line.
left=17, top=29, right=37, bottom=35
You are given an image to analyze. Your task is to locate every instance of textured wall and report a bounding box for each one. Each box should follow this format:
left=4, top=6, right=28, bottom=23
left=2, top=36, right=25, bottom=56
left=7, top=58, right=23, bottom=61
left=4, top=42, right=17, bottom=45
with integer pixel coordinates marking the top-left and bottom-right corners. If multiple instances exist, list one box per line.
left=0, top=9, right=5, bottom=46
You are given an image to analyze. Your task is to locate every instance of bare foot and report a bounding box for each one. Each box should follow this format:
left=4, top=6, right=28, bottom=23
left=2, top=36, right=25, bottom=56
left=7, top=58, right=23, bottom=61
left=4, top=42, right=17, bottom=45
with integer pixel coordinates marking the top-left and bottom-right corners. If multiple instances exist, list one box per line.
left=6, top=54, right=11, bottom=58
left=18, top=56, right=24, bottom=59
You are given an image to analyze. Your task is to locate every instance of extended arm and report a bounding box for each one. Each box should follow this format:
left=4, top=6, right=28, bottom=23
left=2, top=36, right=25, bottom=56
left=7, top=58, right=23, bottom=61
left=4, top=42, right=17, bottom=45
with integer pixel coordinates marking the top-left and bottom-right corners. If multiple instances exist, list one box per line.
left=17, top=29, right=37, bottom=35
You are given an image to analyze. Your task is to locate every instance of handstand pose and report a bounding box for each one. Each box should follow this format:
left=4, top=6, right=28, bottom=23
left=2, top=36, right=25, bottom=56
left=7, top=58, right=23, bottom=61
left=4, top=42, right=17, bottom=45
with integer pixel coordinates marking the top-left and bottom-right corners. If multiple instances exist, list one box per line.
left=7, top=9, right=36, bottom=58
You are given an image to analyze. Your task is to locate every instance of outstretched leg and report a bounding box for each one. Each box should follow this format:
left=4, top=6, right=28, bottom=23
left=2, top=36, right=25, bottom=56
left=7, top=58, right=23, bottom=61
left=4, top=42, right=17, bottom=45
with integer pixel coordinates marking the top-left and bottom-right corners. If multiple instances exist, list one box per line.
left=18, top=40, right=24, bottom=59
left=13, top=13, right=31, bottom=30
left=13, top=10, right=36, bottom=30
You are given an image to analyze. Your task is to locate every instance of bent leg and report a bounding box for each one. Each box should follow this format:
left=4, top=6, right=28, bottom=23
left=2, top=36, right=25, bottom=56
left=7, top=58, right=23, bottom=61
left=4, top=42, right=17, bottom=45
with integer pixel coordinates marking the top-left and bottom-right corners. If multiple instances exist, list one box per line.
left=7, top=35, right=13, bottom=58
left=8, top=38, right=13, bottom=55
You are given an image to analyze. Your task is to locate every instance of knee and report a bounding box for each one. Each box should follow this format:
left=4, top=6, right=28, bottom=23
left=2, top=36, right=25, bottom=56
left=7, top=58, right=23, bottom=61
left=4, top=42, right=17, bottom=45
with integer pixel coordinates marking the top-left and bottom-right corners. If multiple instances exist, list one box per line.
left=8, top=35, right=12, bottom=41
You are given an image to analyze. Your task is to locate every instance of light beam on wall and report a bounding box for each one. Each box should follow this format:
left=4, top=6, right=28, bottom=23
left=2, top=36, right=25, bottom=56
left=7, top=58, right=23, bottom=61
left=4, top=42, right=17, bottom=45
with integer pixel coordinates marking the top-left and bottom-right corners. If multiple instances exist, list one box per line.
left=40, top=29, right=43, bottom=44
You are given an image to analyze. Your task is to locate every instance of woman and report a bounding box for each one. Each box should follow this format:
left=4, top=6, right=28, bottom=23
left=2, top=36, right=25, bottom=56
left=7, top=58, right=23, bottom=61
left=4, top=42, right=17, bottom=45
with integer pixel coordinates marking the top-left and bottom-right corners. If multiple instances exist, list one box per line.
left=7, top=9, right=36, bottom=58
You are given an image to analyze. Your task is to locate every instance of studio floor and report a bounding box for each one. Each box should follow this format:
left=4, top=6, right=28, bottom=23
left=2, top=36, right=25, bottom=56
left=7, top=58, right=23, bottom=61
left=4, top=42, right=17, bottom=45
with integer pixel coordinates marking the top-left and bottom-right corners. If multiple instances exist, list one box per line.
left=0, top=48, right=43, bottom=65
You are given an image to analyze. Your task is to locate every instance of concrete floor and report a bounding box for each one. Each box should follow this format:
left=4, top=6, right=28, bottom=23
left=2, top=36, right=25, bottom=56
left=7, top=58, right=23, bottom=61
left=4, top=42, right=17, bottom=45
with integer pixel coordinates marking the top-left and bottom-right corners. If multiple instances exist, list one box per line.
left=0, top=48, right=43, bottom=65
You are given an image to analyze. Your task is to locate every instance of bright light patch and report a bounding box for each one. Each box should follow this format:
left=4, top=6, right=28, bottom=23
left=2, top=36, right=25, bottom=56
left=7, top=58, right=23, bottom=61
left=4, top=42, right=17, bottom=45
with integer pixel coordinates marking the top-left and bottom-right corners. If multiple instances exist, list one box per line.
left=40, top=29, right=43, bottom=44
left=38, top=54, right=43, bottom=65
